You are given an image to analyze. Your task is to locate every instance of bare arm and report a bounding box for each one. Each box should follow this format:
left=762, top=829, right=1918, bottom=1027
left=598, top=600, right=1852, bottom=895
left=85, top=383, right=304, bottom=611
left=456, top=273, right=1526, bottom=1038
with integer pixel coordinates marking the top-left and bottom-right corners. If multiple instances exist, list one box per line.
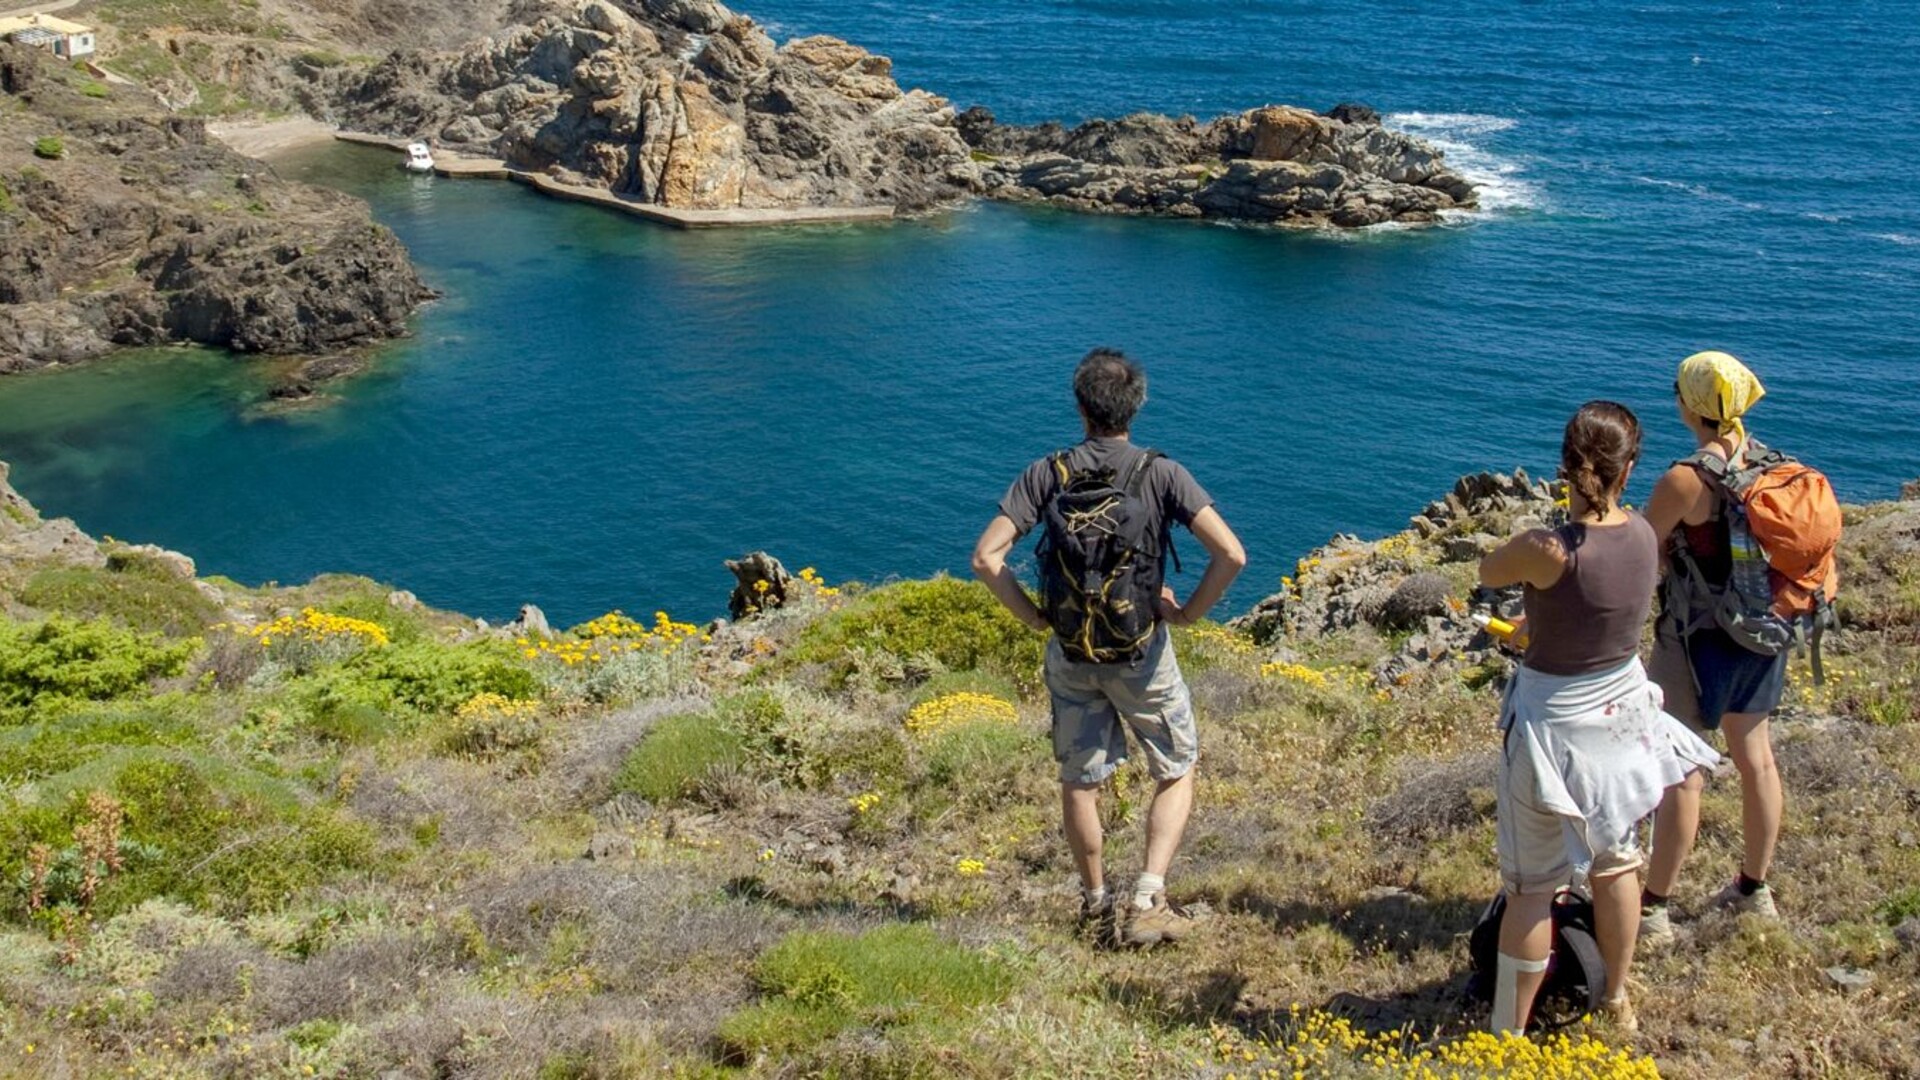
left=1160, top=505, right=1248, bottom=626
left=1479, top=528, right=1568, bottom=591
left=970, top=515, right=1049, bottom=633
left=1643, top=464, right=1706, bottom=547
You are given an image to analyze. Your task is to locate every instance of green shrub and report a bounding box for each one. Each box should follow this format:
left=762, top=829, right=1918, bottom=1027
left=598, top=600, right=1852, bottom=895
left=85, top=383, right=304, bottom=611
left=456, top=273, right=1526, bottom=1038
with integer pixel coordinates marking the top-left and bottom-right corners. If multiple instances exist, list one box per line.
left=0, top=617, right=197, bottom=716
left=718, top=925, right=1012, bottom=1061
left=0, top=695, right=200, bottom=783
left=613, top=712, right=745, bottom=803
left=717, top=688, right=912, bottom=792
left=20, top=563, right=222, bottom=636
left=919, top=718, right=1040, bottom=792
left=781, top=578, right=1044, bottom=693
left=108, top=753, right=370, bottom=915
left=287, top=639, right=538, bottom=736
left=2, top=749, right=375, bottom=919
left=80, top=81, right=110, bottom=99
left=1879, top=886, right=1920, bottom=926
left=0, top=178, right=11, bottom=214
left=32, top=137, right=64, bottom=160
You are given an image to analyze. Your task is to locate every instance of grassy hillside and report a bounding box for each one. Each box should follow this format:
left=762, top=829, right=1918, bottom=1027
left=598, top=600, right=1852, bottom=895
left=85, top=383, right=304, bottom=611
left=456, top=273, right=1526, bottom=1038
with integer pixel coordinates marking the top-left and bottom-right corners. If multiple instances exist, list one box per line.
left=0, top=469, right=1915, bottom=1078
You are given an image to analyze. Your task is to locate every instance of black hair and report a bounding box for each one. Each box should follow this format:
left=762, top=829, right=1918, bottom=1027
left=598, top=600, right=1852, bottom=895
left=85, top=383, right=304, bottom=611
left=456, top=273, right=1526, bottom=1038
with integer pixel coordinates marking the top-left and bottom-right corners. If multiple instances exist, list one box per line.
left=1073, top=348, right=1147, bottom=436
left=1561, top=400, right=1642, bottom=510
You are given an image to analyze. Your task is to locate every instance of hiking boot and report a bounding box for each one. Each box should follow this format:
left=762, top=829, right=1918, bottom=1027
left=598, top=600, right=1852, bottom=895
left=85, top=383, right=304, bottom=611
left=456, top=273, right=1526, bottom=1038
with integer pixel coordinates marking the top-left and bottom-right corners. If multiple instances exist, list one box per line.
left=1712, top=879, right=1780, bottom=918
left=1122, top=893, right=1193, bottom=947
left=1078, top=895, right=1119, bottom=948
left=1639, top=904, right=1675, bottom=949
left=1599, top=993, right=1639, bottom=1036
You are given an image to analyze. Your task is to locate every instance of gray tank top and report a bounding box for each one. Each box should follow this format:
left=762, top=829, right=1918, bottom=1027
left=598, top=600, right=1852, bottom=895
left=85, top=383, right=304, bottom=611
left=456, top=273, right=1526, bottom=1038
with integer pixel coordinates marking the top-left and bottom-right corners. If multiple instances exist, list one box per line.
left=1523, top=514, right=1659, bottom=676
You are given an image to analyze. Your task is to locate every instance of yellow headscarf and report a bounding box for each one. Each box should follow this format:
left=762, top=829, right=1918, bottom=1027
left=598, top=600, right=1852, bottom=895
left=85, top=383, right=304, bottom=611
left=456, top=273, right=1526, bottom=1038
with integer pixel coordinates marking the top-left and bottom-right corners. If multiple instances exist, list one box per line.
left=1676, top=350, right=1765, bottom=442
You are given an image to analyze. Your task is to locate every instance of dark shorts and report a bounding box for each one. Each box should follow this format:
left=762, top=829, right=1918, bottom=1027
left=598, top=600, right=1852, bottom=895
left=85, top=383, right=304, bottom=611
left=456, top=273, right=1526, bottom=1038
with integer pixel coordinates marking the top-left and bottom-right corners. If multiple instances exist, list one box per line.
left=1681, top=627, right=1788, bottom=730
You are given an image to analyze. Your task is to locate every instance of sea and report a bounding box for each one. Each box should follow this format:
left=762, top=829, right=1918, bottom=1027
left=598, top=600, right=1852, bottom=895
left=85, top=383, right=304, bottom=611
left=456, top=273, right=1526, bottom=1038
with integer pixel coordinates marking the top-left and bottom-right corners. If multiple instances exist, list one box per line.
left=1, top=0, right=1916, bottom=627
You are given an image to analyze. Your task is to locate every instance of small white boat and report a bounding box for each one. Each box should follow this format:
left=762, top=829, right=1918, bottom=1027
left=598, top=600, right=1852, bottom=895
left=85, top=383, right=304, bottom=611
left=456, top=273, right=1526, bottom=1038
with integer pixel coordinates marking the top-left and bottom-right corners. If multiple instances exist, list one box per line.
left=403, top=142, right=435, bottom=173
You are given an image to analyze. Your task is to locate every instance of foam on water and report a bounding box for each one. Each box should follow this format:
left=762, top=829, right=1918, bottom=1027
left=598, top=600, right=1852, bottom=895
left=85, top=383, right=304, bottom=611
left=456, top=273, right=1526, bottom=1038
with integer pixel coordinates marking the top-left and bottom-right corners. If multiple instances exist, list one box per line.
left=1385, top=112, right=1542, bottom=215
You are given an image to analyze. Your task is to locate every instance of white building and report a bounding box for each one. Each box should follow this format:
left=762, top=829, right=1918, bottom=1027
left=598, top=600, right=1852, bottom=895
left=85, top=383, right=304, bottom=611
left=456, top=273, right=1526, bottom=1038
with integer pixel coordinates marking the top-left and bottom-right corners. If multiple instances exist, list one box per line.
left=0, top=14, right=96, bottom=60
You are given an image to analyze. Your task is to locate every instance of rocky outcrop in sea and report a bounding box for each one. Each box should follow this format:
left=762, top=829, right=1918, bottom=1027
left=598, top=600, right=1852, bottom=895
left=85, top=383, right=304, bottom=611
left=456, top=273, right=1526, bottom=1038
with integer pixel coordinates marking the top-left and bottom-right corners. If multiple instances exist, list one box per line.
left=318, top=0, right=1474, bottom=225
left=958, top=103, right=1476, bottom=226
left=332, top=0, right=976, bottom=212
left=0, top=44, right=431, bottom=376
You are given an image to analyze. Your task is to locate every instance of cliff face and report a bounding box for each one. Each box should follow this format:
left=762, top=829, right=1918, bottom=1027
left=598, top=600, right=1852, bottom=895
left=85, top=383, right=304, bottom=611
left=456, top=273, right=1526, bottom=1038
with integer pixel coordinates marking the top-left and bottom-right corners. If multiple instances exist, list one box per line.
left=0, top=44, right=431, bottom=374
left=332, top=0, right=976, bottom=212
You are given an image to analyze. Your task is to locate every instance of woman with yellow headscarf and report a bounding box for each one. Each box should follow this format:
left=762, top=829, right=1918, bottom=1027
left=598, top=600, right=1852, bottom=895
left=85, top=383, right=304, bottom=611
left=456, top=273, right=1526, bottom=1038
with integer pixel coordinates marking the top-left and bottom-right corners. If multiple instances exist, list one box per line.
left=1638, top=350, right=1787, bottom=941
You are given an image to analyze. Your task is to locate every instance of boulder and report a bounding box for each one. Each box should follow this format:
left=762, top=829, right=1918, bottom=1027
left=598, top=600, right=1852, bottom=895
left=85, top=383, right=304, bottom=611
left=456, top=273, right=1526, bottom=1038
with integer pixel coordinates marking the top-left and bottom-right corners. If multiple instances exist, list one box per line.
left=1380, top=573, right=1453, bottom=631
left=726, top=551, right=792, bottom=620
left=1323, top=102, right=1381, bottom=125
left=1245, top=106, right=1330, bottom=162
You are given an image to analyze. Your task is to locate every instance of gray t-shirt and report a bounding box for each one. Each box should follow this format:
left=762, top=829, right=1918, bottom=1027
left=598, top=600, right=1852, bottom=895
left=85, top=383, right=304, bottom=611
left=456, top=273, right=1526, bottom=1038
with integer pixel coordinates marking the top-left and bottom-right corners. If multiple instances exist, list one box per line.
left=998, top=437, right=1213, bottom=541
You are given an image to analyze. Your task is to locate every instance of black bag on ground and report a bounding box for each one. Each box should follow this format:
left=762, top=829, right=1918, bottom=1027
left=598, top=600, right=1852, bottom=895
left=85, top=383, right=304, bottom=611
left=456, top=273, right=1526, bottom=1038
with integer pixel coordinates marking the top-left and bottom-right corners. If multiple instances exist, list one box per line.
left=1036, top=449, right=1169, bottom=664
left=1465, top=889, right=1607, bottom=1029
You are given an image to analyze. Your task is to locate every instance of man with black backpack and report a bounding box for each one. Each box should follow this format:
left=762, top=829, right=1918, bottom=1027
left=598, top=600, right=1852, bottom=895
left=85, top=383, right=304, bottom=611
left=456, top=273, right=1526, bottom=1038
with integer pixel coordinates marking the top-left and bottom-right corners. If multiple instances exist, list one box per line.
left=971, top=348, right=1247, bottom=947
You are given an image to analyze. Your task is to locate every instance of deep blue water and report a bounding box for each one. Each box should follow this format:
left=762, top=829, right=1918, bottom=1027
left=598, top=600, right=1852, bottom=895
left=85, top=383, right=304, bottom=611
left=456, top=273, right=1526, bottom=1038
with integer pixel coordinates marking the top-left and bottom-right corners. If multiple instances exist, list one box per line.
left=1, top=0, right=1917, bottom=626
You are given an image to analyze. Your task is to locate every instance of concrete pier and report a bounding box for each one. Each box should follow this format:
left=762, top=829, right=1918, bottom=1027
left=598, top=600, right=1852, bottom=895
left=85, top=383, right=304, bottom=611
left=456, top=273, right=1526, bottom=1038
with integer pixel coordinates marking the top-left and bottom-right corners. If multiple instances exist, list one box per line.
left=332, top=132, right=895, bottom=229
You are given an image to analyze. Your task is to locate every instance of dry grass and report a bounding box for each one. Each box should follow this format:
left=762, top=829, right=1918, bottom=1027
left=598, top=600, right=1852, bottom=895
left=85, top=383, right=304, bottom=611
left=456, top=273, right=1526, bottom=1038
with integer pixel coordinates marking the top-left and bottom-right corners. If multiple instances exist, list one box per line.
left=3, top=501, right=1918, bottom=1077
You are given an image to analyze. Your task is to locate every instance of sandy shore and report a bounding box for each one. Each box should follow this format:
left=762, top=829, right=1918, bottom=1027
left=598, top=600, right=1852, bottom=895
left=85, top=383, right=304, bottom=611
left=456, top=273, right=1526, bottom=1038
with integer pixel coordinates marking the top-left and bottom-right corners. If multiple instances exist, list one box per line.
left=207, top=117, right=339, bottom=159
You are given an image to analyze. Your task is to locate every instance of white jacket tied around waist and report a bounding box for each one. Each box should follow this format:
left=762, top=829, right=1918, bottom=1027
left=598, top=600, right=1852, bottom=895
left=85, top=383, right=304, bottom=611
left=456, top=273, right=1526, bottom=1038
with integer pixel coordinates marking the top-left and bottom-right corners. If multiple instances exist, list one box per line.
left=1501, top=656, right=1720, bottom=866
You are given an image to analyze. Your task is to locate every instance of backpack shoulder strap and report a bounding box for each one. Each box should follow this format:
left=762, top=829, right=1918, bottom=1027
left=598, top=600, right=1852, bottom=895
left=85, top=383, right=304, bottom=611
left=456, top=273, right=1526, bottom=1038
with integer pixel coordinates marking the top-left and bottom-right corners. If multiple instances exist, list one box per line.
left=1048, top=451, right=1072, bottom=490
left=1122, top=448, right=1162, bottom=499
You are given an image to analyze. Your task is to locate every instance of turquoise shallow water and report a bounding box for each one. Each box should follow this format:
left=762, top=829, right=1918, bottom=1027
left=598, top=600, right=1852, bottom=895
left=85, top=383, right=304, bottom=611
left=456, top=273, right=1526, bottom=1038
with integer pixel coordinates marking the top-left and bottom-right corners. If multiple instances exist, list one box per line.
left=1, top=0, right=1917, bottom=625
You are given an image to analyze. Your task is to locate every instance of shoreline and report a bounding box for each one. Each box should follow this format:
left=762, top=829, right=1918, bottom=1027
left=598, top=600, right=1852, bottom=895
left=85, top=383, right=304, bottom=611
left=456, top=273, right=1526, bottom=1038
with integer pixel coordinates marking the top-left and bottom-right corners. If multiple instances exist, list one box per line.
left=205, top=116, right=339, bottom=159
left=209, top=124, right=899, bottom=230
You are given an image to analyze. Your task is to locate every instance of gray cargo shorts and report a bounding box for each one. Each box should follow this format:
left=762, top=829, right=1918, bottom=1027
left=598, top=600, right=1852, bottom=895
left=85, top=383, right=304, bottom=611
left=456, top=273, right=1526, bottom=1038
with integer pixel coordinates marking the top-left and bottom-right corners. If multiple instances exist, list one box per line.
left=1044, top=625, right=1198, bottom=785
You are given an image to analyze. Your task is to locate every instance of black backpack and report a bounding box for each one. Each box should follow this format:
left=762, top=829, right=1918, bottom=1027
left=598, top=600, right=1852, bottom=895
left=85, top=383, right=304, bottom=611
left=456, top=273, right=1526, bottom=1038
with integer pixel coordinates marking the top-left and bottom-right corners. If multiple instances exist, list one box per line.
left=1466, top=889, right=1607, bottom=1030
left=1036, top=449, right=1172, bottom=664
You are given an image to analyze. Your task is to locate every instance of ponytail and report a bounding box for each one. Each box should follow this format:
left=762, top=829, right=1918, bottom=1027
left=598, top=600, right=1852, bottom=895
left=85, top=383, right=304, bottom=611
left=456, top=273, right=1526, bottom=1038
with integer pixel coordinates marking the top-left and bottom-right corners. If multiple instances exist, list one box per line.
left=1560, top=402, right=1642, bottom=511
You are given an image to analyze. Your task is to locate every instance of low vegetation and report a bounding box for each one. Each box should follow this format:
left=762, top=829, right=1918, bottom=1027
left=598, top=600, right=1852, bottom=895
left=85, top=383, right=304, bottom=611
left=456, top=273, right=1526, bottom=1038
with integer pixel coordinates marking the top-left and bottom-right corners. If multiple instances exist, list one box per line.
left=0, top=490, right=1916, bottom=1078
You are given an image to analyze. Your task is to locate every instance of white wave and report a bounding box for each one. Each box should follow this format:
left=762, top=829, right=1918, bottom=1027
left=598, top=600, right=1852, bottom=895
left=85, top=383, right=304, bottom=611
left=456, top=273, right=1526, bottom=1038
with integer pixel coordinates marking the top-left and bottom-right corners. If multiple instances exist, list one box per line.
left=1875, top=232, right=1920, bottom=246
left=1385, top=111, right=1541, bottom=215
left=1387, top=112, right=1518, bottom=137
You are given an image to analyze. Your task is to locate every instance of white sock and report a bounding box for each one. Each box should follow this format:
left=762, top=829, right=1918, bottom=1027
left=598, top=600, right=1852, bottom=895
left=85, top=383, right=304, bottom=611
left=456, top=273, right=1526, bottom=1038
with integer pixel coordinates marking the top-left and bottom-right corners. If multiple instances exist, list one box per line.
left=1132, top=873, right=1164, bottom=911
left=1083, top=885, right=1109, bottom=908
left=1491, top=951, right=1549, bottom=1034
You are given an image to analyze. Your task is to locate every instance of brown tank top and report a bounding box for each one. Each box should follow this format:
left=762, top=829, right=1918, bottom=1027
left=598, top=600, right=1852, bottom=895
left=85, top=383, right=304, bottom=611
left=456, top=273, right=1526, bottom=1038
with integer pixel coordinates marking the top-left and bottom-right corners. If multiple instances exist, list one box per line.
left=1523, top=513, right=1659, bottom=676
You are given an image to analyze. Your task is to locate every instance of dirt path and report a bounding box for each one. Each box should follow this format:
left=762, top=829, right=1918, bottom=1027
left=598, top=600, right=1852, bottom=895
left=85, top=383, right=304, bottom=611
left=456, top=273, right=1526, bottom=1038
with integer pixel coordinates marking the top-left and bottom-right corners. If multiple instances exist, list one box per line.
left=0, top=0, right=81, bottom=19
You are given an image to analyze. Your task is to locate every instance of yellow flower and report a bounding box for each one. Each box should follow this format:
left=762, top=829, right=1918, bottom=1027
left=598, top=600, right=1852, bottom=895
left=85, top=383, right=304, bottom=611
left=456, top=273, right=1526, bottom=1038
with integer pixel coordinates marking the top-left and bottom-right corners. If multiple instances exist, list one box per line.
left=904, top=692, right=1017, bottom=735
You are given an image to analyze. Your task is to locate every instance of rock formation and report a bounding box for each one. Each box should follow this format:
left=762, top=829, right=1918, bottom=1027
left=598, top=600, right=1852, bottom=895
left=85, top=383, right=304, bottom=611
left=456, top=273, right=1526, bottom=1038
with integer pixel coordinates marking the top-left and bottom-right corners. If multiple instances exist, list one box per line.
left=0, top=461, right=104, bottom=570
left=1232, top=470, right=1560, bottom=687
left=323, top=1, right=1473, bottom=225
left=960, top=103, right=1476, bottom=226
left=332, top=0, right=976, bottom=211
left=0, top=44, right=431, bottom=375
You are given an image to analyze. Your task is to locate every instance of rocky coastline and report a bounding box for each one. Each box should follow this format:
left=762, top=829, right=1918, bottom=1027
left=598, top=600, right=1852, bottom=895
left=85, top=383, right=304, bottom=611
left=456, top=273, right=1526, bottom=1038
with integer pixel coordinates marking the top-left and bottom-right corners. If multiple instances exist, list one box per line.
left=317, top=0, right=1474, bottom=224
left=1, top=0, right=1478, bottom=379
left=0, top=43, right=432, bottom=384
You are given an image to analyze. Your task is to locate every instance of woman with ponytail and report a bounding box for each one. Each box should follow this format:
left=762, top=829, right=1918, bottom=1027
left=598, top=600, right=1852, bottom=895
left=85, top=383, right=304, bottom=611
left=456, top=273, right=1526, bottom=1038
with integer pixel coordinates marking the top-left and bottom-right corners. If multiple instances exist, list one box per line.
left=1478, top=401, right=1719, bottom=1034
left=1639, top=351, right=1790, bottom=943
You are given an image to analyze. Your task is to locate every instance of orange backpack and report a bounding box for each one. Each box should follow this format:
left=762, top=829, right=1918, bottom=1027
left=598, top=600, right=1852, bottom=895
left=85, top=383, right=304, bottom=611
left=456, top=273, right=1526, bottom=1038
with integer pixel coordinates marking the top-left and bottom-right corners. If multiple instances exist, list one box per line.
left=1680, top=440, right=1843, bottom=680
